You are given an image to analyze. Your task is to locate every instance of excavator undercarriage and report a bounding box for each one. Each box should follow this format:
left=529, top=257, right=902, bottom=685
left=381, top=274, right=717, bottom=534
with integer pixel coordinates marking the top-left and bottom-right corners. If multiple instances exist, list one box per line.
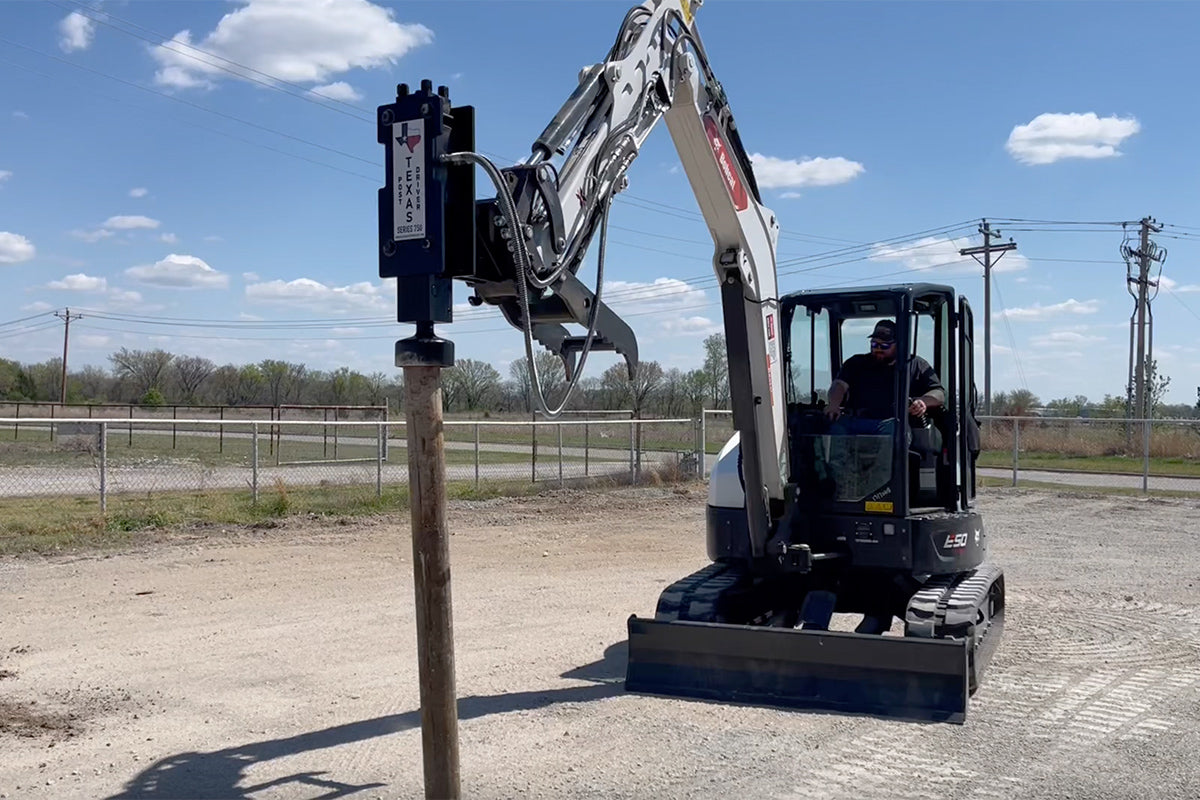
left=627, top=560, right=1004, bottom=723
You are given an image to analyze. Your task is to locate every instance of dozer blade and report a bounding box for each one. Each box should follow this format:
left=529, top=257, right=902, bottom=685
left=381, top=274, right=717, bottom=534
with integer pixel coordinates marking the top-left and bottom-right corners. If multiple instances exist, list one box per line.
left=625, top=616, right=970, bottom=724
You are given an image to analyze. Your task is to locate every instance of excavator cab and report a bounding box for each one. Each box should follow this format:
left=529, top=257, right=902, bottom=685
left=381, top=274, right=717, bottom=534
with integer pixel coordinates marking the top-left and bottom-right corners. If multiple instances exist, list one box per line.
left=784, top=283, right=978, bottom=520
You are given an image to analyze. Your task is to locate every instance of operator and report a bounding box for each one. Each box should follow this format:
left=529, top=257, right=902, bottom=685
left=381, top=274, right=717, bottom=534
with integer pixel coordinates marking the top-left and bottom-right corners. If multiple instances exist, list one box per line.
left=823, top=319, right=944, bottom=431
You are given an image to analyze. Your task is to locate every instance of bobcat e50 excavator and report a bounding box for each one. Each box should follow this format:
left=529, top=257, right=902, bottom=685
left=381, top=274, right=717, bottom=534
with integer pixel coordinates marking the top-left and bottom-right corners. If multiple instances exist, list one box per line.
left=378, top=0, right=1004, bottom=723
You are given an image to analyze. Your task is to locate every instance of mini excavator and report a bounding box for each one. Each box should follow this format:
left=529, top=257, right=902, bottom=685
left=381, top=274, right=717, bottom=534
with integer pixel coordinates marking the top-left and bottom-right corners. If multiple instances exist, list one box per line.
left=378, top=0, right=1004, bottom=723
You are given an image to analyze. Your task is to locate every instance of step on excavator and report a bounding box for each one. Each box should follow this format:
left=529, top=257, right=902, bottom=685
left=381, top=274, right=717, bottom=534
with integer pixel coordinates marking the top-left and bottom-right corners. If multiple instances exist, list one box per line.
left=378, top=0, right=1004, bottom=723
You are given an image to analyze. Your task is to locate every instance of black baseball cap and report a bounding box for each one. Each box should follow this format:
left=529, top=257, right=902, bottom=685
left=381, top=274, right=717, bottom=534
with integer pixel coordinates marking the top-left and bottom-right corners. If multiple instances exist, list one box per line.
left=869, top=320, right=896, bottom=342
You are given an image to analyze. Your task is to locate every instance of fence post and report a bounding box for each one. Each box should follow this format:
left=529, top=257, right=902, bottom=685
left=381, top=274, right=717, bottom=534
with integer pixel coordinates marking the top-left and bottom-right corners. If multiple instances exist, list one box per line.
left=531, top=417, right=538, bottom=484
left=474, top=423, right=480, bottom=490
left=584, top=422, right=590, bottom=477
left=558, top=423, right=564, bottom=488
left=99, top=422, right=107, bottom=515
left=50, top=403, right=55, bottom=442
left=12, top=403, right=17, bottom=440
left=128, top=405, right=133, bottom=448
left=377, top=423, right=384, bottom=499
left=172, top=405, right=178, bottom=450
left=1142, top=418, right=1151, bottom=494
left=695, top=417, right=703, bottom=479
left=700, top=411, right=708, bottom=478
left=252, top=422, right=259, bottom=505
left=219, top=407, right=225, bottom=453
left=629, top=421, right=635, bottom=483
left=1011, top=420, right=1019, bottom=487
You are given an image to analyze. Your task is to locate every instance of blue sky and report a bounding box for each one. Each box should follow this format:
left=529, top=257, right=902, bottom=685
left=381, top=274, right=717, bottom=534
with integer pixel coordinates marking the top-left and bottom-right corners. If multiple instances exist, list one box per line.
left=1, top=0, right=1198, bottom=406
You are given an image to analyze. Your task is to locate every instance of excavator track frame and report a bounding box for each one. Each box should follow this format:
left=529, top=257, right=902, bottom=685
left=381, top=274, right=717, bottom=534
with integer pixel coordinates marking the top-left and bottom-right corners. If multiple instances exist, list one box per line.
left=625, top=562, right=1005, bottom=724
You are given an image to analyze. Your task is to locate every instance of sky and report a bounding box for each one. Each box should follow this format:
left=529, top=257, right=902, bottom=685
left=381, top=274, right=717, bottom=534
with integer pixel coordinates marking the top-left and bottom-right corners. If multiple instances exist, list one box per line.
left=1, top=0, right=1198, bottom=407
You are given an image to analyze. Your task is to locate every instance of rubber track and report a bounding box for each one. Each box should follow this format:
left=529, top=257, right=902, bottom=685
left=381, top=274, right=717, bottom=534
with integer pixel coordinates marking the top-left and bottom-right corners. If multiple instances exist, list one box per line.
left=906, top=562, right=1005, bottom=690
left=653, top=562, right=746, bottom=623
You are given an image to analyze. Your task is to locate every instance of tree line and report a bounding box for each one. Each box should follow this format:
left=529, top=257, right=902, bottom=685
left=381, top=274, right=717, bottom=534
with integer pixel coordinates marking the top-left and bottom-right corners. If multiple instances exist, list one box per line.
left=0, top=334, right=734, bottom=417
left=2, top=338, right=1194, bottom=419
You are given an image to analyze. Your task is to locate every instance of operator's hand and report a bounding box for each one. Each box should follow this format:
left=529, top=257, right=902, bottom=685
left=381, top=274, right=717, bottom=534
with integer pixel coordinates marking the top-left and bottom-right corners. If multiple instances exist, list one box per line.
left=908, top=398, right=927, bottom=417
left=825, top=405, right=842, bottom=421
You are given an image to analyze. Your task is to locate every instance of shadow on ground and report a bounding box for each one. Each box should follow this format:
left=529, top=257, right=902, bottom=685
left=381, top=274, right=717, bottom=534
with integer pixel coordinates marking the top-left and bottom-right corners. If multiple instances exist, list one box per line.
left=106, top=642, right=628, bottom=799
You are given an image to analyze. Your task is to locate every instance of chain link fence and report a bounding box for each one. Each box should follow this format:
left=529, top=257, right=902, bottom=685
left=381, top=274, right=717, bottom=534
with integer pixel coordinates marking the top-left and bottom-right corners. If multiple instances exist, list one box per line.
left=7, top=408, right=1194, bottom=543
left=702, top=409, right=1199, bottom=497
left=979, top=415, right=1200, bottom=495
left=0, top=415, right=701, bottom=537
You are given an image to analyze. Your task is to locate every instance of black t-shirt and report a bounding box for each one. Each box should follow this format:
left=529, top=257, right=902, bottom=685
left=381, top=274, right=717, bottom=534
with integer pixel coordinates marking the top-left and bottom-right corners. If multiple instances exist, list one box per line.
left=835, top=353, right=943, bottom=419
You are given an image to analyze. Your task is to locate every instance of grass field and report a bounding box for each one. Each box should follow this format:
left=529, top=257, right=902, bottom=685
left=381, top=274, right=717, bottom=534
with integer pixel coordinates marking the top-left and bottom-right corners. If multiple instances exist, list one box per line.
left=0, top=479, right=561, bottom=555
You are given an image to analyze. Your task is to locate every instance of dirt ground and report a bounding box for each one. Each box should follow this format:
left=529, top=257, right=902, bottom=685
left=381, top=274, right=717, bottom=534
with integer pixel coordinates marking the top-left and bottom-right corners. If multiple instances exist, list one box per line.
left=3, top=484, right=1200, bottom=800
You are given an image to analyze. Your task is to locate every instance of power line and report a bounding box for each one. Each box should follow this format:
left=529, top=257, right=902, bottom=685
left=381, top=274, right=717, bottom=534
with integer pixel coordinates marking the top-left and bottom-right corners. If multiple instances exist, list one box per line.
left=0, top=311, right=55, bottom=329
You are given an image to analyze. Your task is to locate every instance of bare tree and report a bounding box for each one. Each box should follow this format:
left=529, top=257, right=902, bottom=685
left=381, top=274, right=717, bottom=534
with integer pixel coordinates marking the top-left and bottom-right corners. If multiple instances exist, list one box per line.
left=109, top=348, right=173, bottom=398
left=701, top=333, right=729, bottom=409
left=629, top=361, right=664, bottom=418
left=172, top=356, right=215, bottom=404
left=259, top=360, right=306, bottom=406
left=75, top=365, right=114, bottom=402
left=445, top=358, right=501, bottom=412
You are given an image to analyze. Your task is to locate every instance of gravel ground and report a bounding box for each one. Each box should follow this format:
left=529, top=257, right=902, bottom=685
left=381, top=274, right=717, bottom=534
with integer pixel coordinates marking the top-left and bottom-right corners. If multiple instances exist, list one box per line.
left=2, top=484, right=1200, bottom=800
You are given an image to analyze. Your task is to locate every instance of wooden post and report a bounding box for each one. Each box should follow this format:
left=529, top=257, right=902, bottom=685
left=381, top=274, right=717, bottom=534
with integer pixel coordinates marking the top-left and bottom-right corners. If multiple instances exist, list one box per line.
left=403, top=365, right=461, bottom=800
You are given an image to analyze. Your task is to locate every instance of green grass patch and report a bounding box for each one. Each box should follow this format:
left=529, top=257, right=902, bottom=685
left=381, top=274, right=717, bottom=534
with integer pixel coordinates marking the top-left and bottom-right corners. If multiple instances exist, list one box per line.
left=977, top=450, right=1200, bottom=478
left=0, top=471, right=654, bottom=556
left=977, top=475, right=1200, bottom=499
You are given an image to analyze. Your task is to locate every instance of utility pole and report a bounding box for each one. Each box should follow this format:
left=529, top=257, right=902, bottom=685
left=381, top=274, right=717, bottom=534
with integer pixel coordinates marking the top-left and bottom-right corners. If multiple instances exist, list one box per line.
left=959, top=220, right=1016, bottom=416
left=54, top=307, right=83, bottom=404
left=1122, top=217, right=1165, bottom=421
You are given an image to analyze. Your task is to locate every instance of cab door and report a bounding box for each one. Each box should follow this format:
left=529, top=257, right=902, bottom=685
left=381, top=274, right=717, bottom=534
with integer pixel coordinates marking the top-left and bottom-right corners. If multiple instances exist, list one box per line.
left=958, top=296, right=978, bottom=506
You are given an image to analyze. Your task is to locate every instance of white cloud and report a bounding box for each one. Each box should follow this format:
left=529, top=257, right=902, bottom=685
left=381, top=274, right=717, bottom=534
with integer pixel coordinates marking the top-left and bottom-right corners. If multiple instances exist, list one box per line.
left=750, top=154, right=864, bottom=189
left=47, top=273, right=108, bottom=292
left=107, top=288, right=144, bottom=305
left=245, top=277, right=387, bottom=313
left=73, top=215, right=163, bottom=242
left=309, top=81, right=362, bottom=102
left=0, top=232, right=36, bottom=264
left=129, top=187, right=149, bottom=198
left=0, top=170, right=11, bottom=183
left=1006, top=112, right=1141, bottom=166
left=997, top=298, right=1100, bottom=321
left=58, top=11, right=96, bottom=52
left=660, top=315, right=720, bottom=336
left=779, top=191, right=803, bottom=200
left=1029, top=330, right=1106, bottom=347
left=77, top=334, right=112, bottom=348
left=13, top=111, right=29, bottom=120
left=22, top=301, right=53, bottom=312
left=103, top=215, right=160, bottom=230
left=242, top=271, right=260, bottom=282
left=152, top=0, right=434, bottom=90
left=70, top=228, right=115, bottom=243
left=603, top=277, right=708, bottom=314
left=125, top=254, right=229, bottom=289
left=160, top=232, right=179, bottom=244
left=869, top=235, right=1029, bottom=275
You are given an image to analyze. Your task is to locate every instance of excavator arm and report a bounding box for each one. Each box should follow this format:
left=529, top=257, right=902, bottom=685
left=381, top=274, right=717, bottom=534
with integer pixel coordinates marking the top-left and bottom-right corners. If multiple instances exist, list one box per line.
left=376, top=0, right=786, bottom=553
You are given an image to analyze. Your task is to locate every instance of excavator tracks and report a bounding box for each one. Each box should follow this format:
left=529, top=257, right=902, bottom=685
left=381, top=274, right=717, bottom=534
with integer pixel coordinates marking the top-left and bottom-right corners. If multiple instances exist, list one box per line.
left=906, top=563, right=1006, bottom=692
left=628, top=562, right=986, bottom=723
